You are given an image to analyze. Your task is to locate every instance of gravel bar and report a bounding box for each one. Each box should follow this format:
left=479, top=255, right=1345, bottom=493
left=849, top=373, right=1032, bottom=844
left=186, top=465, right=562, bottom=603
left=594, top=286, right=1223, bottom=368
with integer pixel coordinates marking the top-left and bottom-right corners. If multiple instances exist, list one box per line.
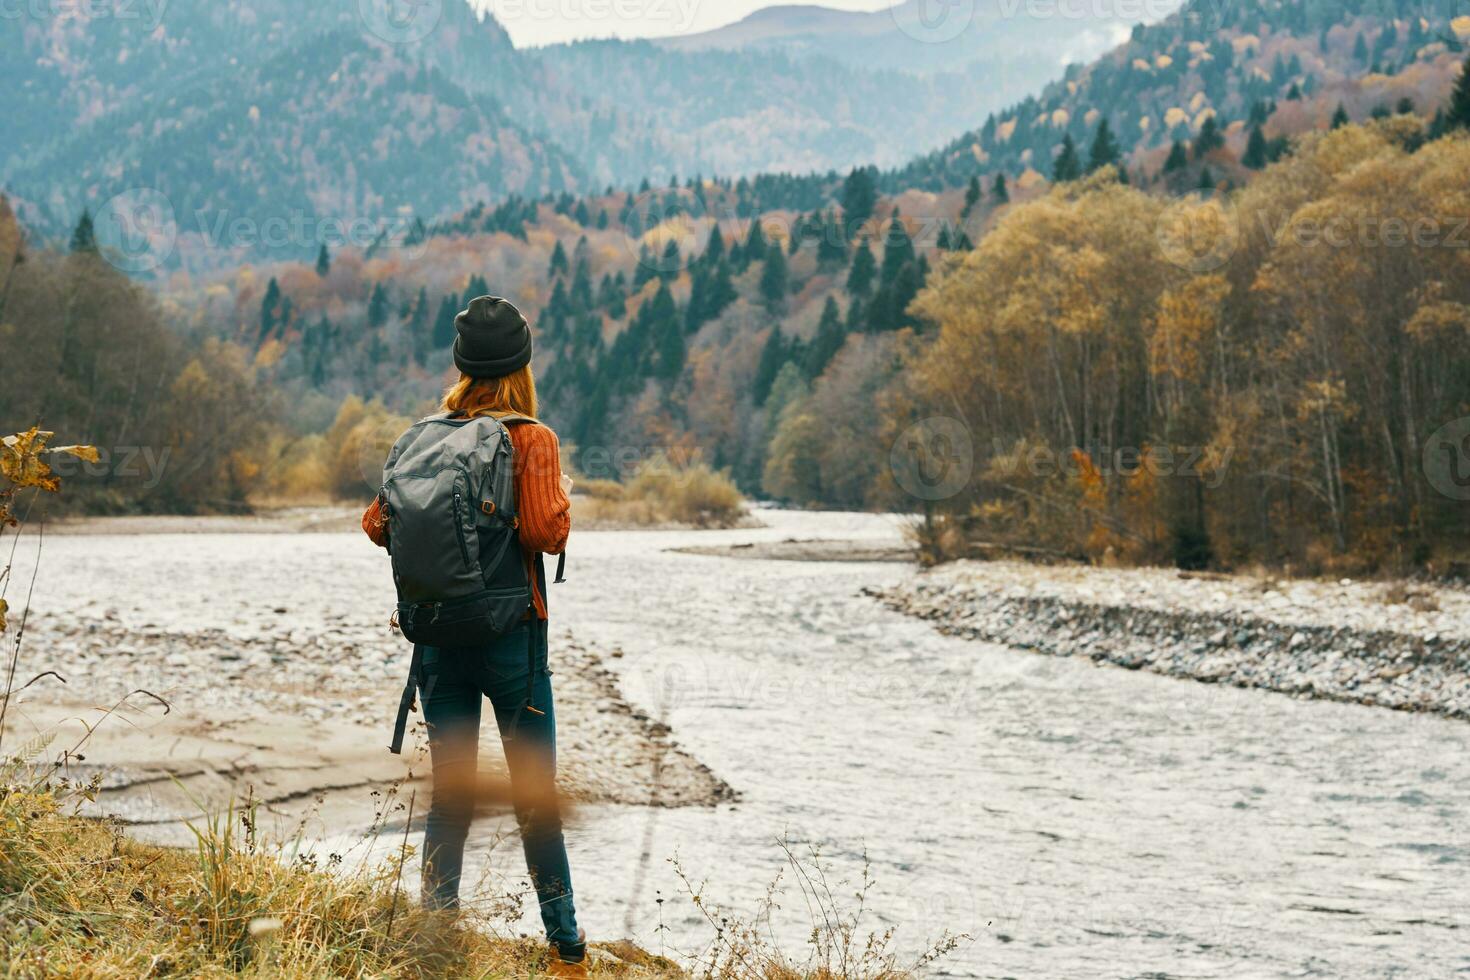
left=869, top=560, right=1470, bottom=720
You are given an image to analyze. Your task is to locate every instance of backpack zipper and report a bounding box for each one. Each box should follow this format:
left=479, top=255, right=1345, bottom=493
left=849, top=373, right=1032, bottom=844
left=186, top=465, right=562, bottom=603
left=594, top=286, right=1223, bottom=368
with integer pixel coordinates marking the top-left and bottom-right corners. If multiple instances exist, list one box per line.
left=451, top=491, right=472, bottom=566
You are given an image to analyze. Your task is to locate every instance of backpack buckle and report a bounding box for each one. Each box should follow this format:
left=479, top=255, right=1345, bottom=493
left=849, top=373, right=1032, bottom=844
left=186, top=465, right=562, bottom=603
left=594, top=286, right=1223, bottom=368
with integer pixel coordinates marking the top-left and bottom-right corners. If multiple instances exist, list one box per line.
left=481, top=500, right=496, bottom=516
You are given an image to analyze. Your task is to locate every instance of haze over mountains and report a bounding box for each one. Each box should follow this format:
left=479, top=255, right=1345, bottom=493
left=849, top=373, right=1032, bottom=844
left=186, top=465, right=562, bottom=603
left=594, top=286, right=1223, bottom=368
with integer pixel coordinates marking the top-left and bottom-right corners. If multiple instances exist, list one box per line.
left=655, top=0, right=1157, bottom=76
left=2, top=0, right=1160, bottom=249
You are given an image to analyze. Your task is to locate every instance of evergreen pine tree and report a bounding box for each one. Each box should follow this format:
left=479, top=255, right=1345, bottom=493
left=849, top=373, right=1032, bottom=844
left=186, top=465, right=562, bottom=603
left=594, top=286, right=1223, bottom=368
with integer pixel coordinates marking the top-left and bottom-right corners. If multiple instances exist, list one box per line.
left=743, top=218, right=769, bottom=265
left=650, top=282, right=684, bottom=380
left=1164, top=139, right=1187, bottom=172
left=1353, top=32, right=1369, bottom=63
left=1052, top=134, right=1083, bottom=182
left=259, top=277, right=282, bottom=343
left=1243, top=125, right=1270, bottom=169
left=840, top=166, right=879, bottom=239
left=1331, top=103, right=1350, bottom=129
left=705, top=226, right=726, bottom=267
left=1198, top=166, right=1216, bottom=190
left=991, top=173, right=1009, bottom=203
left=760, top=247, right=789, bottom=313
left=753, top=326, right=787, bottom=405
left=962, top=176, right=982, bottom=216
left=315, top=243, right=331, bottom=278
left=432, top=294, right=459, bottom=349
left=659, top=241, right=681, bottom=282
left=1449, top=55, right=1470, bottom=131
left=70, top=209, right=97, bottom=254
left=367, top=282, right=390, bottom=329
left=1086, top=119, right=1122, bottom=174
left=816, top=210, right=849, bottom=269
left=549, top=240, right=570, bottom=278
left=1194, top=116, right=1225, bottom=158
left=309, top=316, right=332, bottom=386
left=847, top=238, right=876, bottom=296
left=571, top=261, right=595, bottom=312
left=803, top=296, right=846, bottom=379
left=879, top=213, right=915, bottom=285
left=408, top=287, right=430, bottom=366
left=632, top=244, right=656, bottom=290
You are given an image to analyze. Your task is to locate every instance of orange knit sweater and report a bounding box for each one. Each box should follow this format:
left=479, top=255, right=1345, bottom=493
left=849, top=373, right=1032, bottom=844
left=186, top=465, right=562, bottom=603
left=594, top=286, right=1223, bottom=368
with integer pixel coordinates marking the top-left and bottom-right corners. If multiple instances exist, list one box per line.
left=362, top=419, right=571, bottom=620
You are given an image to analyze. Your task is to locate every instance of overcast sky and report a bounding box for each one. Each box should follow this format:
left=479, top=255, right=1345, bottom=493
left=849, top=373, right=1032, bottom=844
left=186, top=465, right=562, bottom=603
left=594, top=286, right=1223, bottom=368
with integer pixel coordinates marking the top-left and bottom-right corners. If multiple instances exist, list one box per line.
left=479, top=0, right=894, bottom=48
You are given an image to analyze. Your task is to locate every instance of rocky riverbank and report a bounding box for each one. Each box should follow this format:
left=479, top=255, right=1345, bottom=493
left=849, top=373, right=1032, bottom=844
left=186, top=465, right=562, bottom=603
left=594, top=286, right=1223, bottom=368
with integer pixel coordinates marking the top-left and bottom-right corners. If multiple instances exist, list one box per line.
left=11, top=612, right=734, bottom=843
left=870, top=560, right=1470, bottom=720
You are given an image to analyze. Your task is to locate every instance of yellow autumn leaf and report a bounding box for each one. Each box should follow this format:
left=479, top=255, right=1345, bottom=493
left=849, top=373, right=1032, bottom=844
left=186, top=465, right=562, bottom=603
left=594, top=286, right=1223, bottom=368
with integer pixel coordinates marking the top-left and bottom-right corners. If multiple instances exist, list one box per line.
left=0, top=598, right=7, bottom=633
left=46, top=444, right=101, bottom=464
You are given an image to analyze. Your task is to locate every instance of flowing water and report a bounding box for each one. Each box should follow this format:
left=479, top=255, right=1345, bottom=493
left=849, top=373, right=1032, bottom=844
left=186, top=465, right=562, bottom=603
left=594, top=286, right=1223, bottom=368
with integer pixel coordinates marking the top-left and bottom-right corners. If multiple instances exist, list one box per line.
left=20, top=511, right=1470, bottom=977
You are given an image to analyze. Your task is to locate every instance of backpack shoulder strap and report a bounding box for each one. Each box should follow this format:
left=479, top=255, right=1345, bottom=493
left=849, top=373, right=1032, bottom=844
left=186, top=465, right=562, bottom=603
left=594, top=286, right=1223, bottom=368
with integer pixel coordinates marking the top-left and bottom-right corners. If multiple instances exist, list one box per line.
left=489, top=412, right=539, bottom=427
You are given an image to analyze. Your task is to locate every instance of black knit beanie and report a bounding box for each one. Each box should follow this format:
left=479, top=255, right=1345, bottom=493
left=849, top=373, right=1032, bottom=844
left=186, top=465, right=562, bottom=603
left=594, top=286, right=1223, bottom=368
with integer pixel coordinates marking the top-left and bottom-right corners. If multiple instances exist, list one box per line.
left=453, top=295, right=533, bottom=378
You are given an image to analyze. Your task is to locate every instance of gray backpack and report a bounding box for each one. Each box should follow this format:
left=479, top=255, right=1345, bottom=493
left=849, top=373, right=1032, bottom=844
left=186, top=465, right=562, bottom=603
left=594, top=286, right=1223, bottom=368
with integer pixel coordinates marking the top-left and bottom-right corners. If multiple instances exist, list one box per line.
left=380, top=412, right=560, bottom=753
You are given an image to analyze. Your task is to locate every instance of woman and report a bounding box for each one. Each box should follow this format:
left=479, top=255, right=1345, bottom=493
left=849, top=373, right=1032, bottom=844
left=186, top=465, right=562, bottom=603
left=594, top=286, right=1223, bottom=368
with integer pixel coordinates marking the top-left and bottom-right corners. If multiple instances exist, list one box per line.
left=362, top=295, right=586, bottom=975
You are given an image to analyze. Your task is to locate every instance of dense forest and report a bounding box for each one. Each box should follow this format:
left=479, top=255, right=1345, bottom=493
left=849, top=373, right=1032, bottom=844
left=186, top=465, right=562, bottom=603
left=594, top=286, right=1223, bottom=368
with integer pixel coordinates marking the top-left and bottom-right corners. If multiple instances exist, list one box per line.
left=892, top=0, right=1470, bottom=192
left=5, top=0, right=1470, bottom=573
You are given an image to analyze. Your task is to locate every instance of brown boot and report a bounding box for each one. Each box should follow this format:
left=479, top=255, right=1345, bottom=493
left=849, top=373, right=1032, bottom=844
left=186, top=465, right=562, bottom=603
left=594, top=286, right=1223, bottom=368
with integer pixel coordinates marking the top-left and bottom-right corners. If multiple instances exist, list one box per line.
left=544, top=957, right=589, bottom=979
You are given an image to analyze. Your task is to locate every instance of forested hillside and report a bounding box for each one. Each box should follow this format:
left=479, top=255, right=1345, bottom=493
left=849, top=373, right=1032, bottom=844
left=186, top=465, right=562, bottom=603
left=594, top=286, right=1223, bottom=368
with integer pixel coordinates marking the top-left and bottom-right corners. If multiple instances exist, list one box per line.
left=892, top=0, right=1470, bottom=191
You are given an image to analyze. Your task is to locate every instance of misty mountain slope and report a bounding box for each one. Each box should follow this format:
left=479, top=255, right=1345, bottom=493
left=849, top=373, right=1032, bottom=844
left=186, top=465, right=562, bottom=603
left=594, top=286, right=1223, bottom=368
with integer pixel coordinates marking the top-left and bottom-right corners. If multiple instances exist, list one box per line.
left=4, top=29, right=583, bottom=254
left=654, top=0, right=1162, bottom=75
left=521, top=40, right=976, bottom=177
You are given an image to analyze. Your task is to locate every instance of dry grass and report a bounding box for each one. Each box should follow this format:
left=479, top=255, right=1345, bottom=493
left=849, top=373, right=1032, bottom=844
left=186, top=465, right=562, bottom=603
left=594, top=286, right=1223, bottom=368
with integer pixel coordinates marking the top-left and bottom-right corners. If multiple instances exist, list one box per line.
left=0, top=767, right=682, bottom=979
left=573, top=460, right=747, bottom=530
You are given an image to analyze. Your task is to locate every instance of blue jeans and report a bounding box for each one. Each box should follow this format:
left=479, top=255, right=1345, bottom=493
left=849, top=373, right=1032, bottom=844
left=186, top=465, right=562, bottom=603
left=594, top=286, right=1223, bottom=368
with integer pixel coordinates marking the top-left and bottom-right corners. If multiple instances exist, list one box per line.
left=418, top=622, right=584, bottom=960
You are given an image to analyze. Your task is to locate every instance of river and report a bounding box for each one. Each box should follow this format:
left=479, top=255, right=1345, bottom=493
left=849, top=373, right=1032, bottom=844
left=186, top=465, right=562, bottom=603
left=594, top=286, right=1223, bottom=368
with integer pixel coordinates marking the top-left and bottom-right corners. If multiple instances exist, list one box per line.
left=18, top=509, right=1470, bottom=977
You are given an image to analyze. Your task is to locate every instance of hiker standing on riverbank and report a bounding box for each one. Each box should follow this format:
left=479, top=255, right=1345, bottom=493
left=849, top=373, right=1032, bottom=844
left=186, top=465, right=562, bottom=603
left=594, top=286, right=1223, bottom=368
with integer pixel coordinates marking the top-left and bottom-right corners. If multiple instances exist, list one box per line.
left=362, top=295, right=586, bottom=975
